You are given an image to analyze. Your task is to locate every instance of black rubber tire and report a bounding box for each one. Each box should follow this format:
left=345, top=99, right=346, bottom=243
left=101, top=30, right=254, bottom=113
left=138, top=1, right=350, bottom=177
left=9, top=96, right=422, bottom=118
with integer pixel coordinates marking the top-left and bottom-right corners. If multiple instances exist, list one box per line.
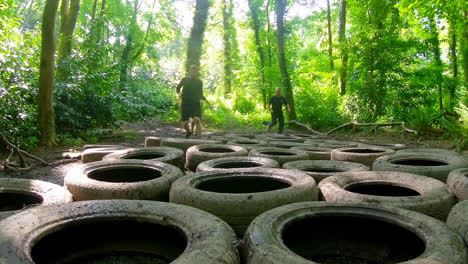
left=331, top=147, right=395, bottom=167
left=226, top=139, right=268, bottom=151
left=0, top=178, right=73, bottom=220
left=447, top=168, right=468, bottom=201
left=102, top=147, right=184, bottom=169
left=249, top=147, right=310, bottom=165
left=185, top=144, right=249, bottom=171
left=169, top=168, right=318, bottom=236
left=227, top=133, right=256, bottom=139
left=291, top=146, right=333, bottom=160
left=144, top=136, right=161, bottom=147
left=243, top=202, right=467, bottom=264
left=161, top=138, right=221, bottom=152
left=318, top=140, right=360, bottom=149
left=81, top=146, right=129, bottom=163
left=318, top=171, right=456, bottom=220
left=362, top=142, right=406, bottom=150
left=447, top=200, right=468, bottom=247
left=209, top=136, right=250, bottom=143
left=282, top=160, right=369, bottom=183
left=0, top=200, right=240, bottom=264
left=372, top=152, right=468, bottom=182
left=64, top=160, right=183, bottom=201
left=196, top=156, right=280, bottom=172
left=268, top=141, right=313, bottom=149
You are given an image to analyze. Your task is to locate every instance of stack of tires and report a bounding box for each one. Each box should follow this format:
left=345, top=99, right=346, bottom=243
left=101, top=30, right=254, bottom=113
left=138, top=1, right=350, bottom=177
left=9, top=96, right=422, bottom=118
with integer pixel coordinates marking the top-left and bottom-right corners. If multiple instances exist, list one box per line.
left=1, top=134, right=468, bottom=264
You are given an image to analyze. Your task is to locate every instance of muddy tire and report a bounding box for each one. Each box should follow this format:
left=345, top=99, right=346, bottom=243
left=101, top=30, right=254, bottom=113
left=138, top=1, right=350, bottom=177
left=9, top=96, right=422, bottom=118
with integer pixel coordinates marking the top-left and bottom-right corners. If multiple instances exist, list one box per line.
left=363, top=142, right=406, bottom=150
left=331, top=147, right=395, bottom=167
left=210, top=136, right=249, bottom=143
left=0, top=200, right=240, bottom=264
left=372, top=152, right=468, bottom=182
left=291, top=146, right=333, bottom=160
left=185, top=144, right=248, bottom=171
left=144, top=136, right=162, bottom=147
left=268, top=141, right=312, bottom=149
left=102, top=147, right=184, bottom=169
left=255, top=134, right=304, bottom=143
left=227, top=133, right=256, bottom=139
left=318, top=171, right=456, bottom=220
left=447, top=200, right=468, bottom=247
left=161, top=138, right=221, bottom=152
left=196, top=157, right=280, bottom=172
left=318, top=140, right=360, bottom=149
left=81, top=146, right=128, bottom=163
left=64, top=160, right=183, bottom=201
left=226, top=139, right=268, bottom=151
left=447, top=168, right=468, bottom=201
left=249, top=147, right=310, bottom=165
left=282, top=160, right=369, bottom=183
left=169, top=168, right=318, bottom=236
left=0, top=178, right=73, bottom=220
left=82, top=144, right=124, bottom=151
left=243, top=202, right=467, bottom=264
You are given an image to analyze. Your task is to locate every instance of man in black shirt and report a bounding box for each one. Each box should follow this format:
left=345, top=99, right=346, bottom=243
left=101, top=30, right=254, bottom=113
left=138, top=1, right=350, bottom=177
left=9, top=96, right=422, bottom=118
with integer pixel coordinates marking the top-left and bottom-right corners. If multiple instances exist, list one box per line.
left=176, top=65, right=209, bottom=138
left=268, top=87, right=290, bottom=134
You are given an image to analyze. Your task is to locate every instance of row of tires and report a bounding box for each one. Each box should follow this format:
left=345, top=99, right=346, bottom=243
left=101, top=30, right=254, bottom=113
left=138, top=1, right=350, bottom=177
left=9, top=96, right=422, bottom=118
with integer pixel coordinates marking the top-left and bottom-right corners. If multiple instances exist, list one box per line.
left=2, top=199, right=468, bottom=263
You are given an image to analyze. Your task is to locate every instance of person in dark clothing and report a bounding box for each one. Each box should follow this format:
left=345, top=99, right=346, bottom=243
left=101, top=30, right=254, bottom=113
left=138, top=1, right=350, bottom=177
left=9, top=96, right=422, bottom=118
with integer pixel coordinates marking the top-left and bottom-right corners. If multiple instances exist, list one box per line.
left=176, top=65, right=209, bottom=138
left=268, top=87, right=290, bottom=134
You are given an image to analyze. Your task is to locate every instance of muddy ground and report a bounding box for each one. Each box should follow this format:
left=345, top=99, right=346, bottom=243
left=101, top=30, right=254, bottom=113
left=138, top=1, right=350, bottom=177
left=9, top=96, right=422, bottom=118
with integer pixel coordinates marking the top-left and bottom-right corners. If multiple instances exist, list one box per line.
left=0, top=118, right=465, bottom=186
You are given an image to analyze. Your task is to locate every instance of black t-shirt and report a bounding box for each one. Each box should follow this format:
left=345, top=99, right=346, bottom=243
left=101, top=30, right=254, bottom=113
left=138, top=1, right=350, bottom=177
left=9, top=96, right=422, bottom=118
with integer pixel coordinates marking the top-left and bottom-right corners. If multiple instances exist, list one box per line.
left=177, top=77, right=204, bottom=104
left=269, top=96, right=288, bottom=114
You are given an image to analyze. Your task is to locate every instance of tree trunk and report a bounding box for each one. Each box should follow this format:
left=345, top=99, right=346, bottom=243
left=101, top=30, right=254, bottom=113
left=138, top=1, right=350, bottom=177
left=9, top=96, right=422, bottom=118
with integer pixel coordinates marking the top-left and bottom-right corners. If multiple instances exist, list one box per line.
left=266, top=0, right=273, bottom=101
left=462, top=3, right=468, bottom=102
left=185, top=0, right=210, bottom=72
left=38, top=0, right=60, bottom=147
left=222, top=0, right=232, bottom=98
left=91, top=0, right=98, bottom=22
left=119, top=0, right=139, bottom=90
left=248, top=0, right=266, bottom=108
left=338, top=0, right=348, bottom=95
left=326, top=0, right=334, bottom=70
left=428, top=15, right=444, bottom=112
left=449, top=19, right=458, bottom=106
left=56, top=0, right=81, bottom=80
left=276, top=0, right=297, bottom=121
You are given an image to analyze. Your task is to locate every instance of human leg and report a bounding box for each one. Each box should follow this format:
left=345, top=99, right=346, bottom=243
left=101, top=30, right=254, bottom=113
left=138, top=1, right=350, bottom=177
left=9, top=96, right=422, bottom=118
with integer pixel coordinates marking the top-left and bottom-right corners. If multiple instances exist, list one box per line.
left=268, top=112, right=278, bottom=132
left=193, top=117, right=201, bottom=136
left=278, top=113, right=284, bottom=134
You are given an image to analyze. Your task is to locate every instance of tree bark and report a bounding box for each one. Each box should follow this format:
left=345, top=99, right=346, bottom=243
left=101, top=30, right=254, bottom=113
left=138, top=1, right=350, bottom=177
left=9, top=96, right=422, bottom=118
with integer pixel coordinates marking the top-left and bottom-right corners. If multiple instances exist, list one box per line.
left=326, top=0, right=334, bottom=70
left=266, top=0, right=274, bottom=101
left=248, top=0, right=266, bottom=108
left=222, top=0, right=232, bottom=98
left=428, top=15, right=444, bottom=112
left=119, top=0, right=139, bottom=89
left=338, top=0, right=348, bottom=95
left=185, top=0, right=210, bottom=72
left=56, top=0, right=81, bottom=80
left=38, top=0, right=60, bottom=147
left=449, top=19, right=458, bottom=106
left=462, top=3, right=468, bottom=101
left=276, top=0, right=297, bottom=121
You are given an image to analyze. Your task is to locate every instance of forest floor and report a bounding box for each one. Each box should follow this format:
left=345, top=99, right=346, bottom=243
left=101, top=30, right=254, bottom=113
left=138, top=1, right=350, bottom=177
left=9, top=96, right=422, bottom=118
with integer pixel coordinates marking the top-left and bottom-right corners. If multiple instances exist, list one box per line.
left=1, top=118, right=466, bottom=186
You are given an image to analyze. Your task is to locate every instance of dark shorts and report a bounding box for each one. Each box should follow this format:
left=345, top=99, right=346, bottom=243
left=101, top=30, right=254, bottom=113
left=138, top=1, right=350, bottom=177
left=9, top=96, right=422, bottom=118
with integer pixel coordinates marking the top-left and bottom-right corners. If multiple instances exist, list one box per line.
left=181, top=103, right=201, bottom=121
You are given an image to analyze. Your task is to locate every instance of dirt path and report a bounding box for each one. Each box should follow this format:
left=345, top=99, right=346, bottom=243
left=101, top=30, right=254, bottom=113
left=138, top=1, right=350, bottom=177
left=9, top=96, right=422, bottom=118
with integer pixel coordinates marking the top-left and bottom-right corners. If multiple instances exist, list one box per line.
left=0, top=118, right=464, bottom=186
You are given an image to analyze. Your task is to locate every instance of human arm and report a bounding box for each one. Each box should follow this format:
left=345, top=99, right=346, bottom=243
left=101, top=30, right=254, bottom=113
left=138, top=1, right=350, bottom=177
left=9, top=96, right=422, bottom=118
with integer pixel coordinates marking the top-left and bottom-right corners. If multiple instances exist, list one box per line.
left=176, top=78, right=184, bottom=99
left=286, top=104, right=291, bottom=112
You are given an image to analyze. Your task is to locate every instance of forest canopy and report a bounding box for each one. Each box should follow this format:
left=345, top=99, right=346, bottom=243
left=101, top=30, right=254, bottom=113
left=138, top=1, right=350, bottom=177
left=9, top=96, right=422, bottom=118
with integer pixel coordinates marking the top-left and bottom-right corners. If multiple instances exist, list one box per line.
left=0, top=0, right=467, bottom=149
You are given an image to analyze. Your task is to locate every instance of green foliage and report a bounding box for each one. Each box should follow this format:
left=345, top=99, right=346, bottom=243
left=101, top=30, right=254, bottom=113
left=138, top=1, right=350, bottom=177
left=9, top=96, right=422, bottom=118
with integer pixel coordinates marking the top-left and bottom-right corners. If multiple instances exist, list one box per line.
left=442, top=104, right=468, bottom=151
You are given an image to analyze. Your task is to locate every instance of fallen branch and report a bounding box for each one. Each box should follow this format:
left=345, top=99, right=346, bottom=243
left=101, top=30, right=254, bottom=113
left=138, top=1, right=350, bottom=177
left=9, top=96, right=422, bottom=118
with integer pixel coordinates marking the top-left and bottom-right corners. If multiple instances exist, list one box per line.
left=287, top=120, right=418, bottom=136
left=0, top=132, right=79, bottom=171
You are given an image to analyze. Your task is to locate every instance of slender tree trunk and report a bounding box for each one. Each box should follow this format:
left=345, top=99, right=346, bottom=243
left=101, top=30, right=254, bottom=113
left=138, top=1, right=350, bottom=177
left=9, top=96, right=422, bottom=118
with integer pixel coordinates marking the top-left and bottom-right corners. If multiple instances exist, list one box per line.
left=266, top=0, right=273, bottom=101
left=326, top=0, right=334, bottom=70
left=91, top=0, right=98, bottom=22
left=38, top=0, right=60, bottom=147
left=276, top=0, right=297, bottom=121
left=462, top=3, right=468, bottom=99
left=338, top=0, right=348, bottom=95
left=119, top=0, right=139, bottom=89
left=185, top=0, right=210, bottom=72
left=449, top=19, right=458, bottom=106
left=56, top=0, right=80, bottom=80
left=222, top=0, right=232, bottom=98
left=428, top=15, right=444, bottom=112
left=248, top=0, right=266, bottom=108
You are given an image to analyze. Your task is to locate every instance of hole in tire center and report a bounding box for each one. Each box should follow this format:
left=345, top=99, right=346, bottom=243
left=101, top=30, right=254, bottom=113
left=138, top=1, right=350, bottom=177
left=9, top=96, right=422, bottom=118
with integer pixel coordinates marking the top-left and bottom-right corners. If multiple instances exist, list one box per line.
left=196, top=176, right=290, bottom=193
left=31, top=219, right=187, bottom=264
left=124, top=153, right=166, bottom=159
left=199, top=148, right=235, bottom=153
left=303, top=168, right=344, bottom=173
left=261, top=151, right=295, bottom=156
left=88, top=167, right=162, bottom=182
left=282, top=215, right=425, bottom=264
left=213, top=161, right=262, bottom=169
left=234, top=141, right=258, bottom=145
left=341, top=149, right=385, bottom=154
left=345, top=182, right=420, bottom=196
left=391, top=159, right=448, bottom=166
left=0, top=192, right=43, bottom=211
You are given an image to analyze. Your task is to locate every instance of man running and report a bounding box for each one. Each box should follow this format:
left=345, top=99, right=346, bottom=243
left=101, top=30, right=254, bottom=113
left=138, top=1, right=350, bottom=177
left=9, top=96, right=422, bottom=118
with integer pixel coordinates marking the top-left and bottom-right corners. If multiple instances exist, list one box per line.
left=176, top=65, right=209, bottom=138
left=268, top=87, right=291, bottom=134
